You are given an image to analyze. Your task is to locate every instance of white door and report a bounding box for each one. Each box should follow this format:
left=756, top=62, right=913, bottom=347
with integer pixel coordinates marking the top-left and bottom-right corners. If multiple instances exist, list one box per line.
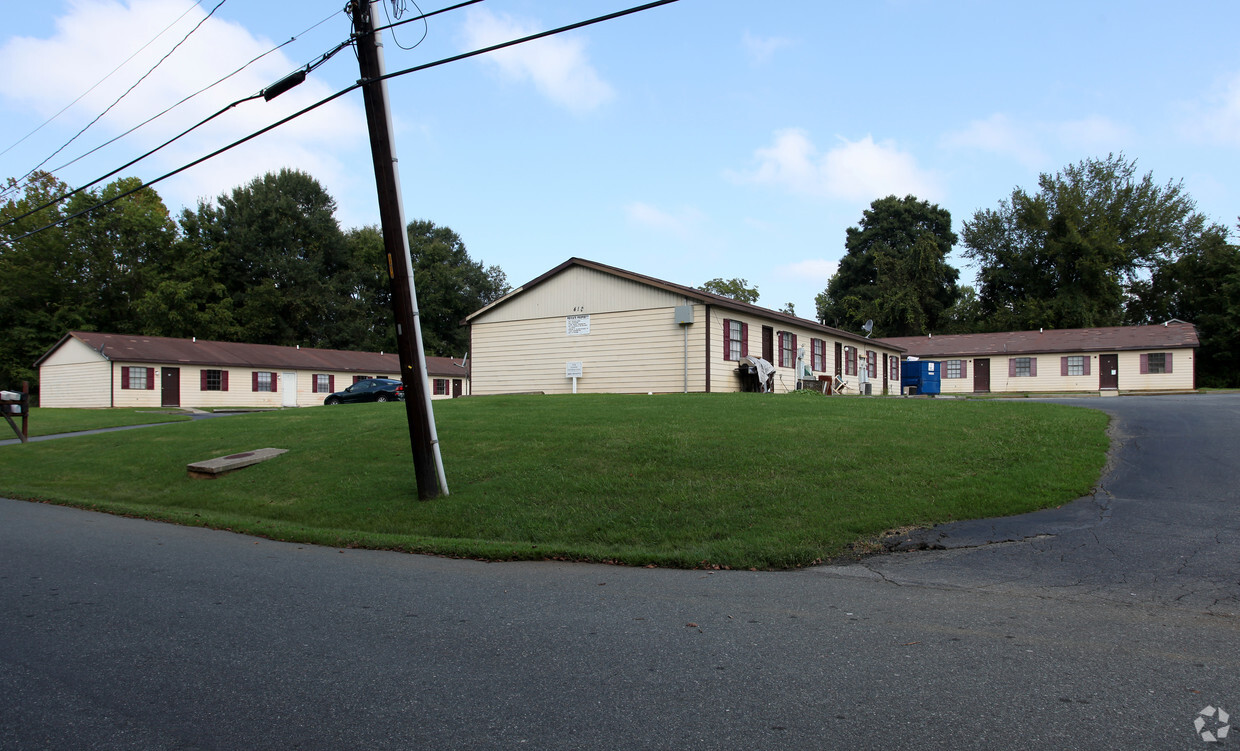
left=282, top=372, right=298, bottom=407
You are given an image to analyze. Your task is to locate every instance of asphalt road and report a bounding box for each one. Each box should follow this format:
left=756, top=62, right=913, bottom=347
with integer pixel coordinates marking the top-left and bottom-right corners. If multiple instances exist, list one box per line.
left=2, top=394, right=1238, bottom=750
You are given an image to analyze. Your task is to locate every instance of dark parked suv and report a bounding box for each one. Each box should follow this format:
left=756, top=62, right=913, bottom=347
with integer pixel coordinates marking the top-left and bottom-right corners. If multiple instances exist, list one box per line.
left=323, top=378, right=404, bottom=405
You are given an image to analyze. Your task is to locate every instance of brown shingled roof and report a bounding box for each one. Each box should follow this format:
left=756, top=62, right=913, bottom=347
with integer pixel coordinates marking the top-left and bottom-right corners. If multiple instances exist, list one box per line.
left=39, top=332, right=470, bottom=378
left=880, top=322, right=1199, bottom=358
left=466, top=257, right=902, bottom=351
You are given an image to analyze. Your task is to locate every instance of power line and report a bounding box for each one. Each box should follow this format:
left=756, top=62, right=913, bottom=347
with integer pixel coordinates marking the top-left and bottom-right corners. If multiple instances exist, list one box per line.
left=1, top=35, right=354, bottom=230
left=373, top=0, right=487, bottom=34
left=9, top=0, right=230, bottom=191
left=43, top=7, right=345, bottom=181
left=3, top=0, right=682, bottom=244
left=381, top=0, right=427, bottom=51
left=0, top=0, right=203, bottom=160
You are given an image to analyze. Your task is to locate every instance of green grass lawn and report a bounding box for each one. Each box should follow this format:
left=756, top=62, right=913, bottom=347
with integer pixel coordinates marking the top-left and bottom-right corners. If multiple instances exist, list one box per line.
left=17, top=407, right=194, bottom=437
left=0, top=393, right=1109, bottom=569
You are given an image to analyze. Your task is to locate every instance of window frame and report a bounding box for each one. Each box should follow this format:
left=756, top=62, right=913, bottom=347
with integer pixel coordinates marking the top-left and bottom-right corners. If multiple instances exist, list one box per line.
left=201, top=369, right=228, bottom=392
left=723, top=319, right=748, bottom=361
left=253, top=371, right=276, bottom=393
left=313, top=374, right=334, bottom=394
left=778, top=332, right=796, bottom=368
left=1011, top=357, right=1033, bottom=377
left=844, top=346, right=857, bottom=376
left=944, top=360, right=962, bottom=379
left=433, top=378, right=449, bottom=396
left=810, top=338, right=826, bottom=372
left=122, top=366, right=152, bottom=390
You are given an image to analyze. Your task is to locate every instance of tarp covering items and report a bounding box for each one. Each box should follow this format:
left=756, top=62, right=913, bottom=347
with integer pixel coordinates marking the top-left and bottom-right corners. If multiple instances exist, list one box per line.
left=742, top=356, right=776, bottom=393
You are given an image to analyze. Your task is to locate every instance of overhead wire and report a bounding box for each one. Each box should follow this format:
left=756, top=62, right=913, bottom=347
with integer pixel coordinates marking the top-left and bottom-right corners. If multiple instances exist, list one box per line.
left=42, top=7, right=344, bottom=181
left=1, top=25, right=354, bottom=229
left=373, top=0, right=486, bottom=34
left=4, top=0, right=682, bottom=243
left=382, top=0, right=429, bottom=51
left=0, top=0, right=203, bottom=161
left=10, top=0, right=232, bottom=192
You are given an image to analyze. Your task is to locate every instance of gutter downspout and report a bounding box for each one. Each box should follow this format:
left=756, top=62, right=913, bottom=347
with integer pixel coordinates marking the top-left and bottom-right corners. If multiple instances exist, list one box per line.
left=704, top=304, right=711, bottom=393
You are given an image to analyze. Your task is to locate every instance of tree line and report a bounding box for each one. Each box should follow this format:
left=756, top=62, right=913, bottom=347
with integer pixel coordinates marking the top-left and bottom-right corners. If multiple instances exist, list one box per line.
left=0, top=168, right=509, bottom=391
left=709, top=155, right=1238, bottom=387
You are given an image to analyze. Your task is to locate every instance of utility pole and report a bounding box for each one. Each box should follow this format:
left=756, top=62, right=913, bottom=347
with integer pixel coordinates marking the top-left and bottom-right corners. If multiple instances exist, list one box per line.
left=351, top=0, right=447, bottom=499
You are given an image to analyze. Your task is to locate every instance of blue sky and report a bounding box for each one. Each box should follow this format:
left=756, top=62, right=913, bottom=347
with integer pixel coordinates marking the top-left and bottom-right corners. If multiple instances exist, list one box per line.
left=2, top=0, right=1238, bottom=321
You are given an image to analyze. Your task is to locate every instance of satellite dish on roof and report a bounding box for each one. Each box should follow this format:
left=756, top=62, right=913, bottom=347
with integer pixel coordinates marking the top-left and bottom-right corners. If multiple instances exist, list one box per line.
left=863, top=319, right=874, bottom=338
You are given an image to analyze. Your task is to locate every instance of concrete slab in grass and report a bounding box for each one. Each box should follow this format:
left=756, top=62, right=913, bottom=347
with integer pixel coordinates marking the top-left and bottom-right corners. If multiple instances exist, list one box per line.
left=187, top=448, right=287, bottom=479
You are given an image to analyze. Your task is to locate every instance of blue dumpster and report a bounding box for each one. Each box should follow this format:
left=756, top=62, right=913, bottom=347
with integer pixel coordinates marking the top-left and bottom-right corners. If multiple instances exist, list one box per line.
left=900, top=360, right=941, bottom=395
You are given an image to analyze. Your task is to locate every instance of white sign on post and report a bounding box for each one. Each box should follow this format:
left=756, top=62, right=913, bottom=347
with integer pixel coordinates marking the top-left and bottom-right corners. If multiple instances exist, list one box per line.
left=566, top=361, right=583, bottom=393
left=566, top=314, right=590, bottom=336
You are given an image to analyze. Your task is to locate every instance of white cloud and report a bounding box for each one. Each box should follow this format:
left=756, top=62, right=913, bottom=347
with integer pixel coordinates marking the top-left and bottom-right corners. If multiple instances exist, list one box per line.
left=940, top=113, right=1044, bottom=168
left=741, top=31, right=794, bottom=66
left=731, top=128, right=941, bottom=202
left=1053, top=115, right=1131, bottom=151
left=625, top=201, right=704, bottom=237
left=0, top=0, right=366, bottom=216
left=1182, top=72, right=1240, bottom=146
left=775, top=258, right=838, bottom=283
left=942, top=113, right=1131, bottom=167
left=460, top=8, right=614, bottom=114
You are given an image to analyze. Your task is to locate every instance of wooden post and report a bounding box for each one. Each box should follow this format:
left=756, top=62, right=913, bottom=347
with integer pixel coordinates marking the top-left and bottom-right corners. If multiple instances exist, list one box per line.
left=351, top=0, right=447, bottom=498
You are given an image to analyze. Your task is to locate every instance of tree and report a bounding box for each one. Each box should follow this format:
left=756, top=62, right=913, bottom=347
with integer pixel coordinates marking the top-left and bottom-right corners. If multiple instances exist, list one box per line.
left=406, top=220, right=509, bottom=357
left=61, top=177, right=180, bottom=335
left=0, top=173, right=180, bottom=391
left=192, top=169, right=353, bottom=348
left=815, top=195, right=960, bottom=336
left=961, top=154, right=1205, bottom=331
left=1126, top=223, right=1240, bottom=386
left=700, top=278, right=759, bottom=304
left=136, top=206, right=237, bottom=341
left=939, top=285, right=983, bottom=334
left=0, top=172, right=77, bottom=389
left=338, top=225, right=396, bottom=353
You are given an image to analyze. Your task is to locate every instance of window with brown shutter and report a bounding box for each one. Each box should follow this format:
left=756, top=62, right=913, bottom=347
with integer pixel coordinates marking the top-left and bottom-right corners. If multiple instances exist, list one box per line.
left=723, top=319, right=748, bottom=361
left=202, top=370, right=226, bottom=391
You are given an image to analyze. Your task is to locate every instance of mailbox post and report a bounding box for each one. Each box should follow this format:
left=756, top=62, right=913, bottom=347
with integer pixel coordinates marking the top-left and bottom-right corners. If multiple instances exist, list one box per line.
left=1, top=381, right=30, bottom=443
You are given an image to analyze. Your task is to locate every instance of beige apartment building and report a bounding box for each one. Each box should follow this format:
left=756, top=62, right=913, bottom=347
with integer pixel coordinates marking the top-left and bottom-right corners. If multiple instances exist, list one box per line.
left=881, top=322, right=1199, bottom=394
left=466, top=258, right=905, bottom=396
left=36, top=332, right=469, bottom=408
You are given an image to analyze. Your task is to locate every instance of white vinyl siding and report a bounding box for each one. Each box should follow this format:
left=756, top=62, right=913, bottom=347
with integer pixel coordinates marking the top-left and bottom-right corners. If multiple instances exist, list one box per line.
left=473, top=265, right=687, bottom=323
left=930, top=350, right=1196, bottom=394
left=472, top=306, right=708, bottom=395
left=706, top=309, right=900, bottom=395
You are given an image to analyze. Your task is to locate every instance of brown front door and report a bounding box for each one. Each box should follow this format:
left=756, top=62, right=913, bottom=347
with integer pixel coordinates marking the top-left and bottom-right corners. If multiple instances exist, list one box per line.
left=762, top=326, right=774, bottom=363
left=452, top=379, right=462, bottom=398
left=973, top=358, right=990, bottom=393
left=835, top=342, right=843, bottom=378
left=161, top=367, right=180, bottom=407
left=1100, top=354, right=1119, bottom=389
left=882, top=353, right=889, bottom=395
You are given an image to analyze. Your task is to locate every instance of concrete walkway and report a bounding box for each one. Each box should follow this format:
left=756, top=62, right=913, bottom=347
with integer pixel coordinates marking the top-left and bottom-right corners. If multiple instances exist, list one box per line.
left=0, top=410, right=239, bottom=447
